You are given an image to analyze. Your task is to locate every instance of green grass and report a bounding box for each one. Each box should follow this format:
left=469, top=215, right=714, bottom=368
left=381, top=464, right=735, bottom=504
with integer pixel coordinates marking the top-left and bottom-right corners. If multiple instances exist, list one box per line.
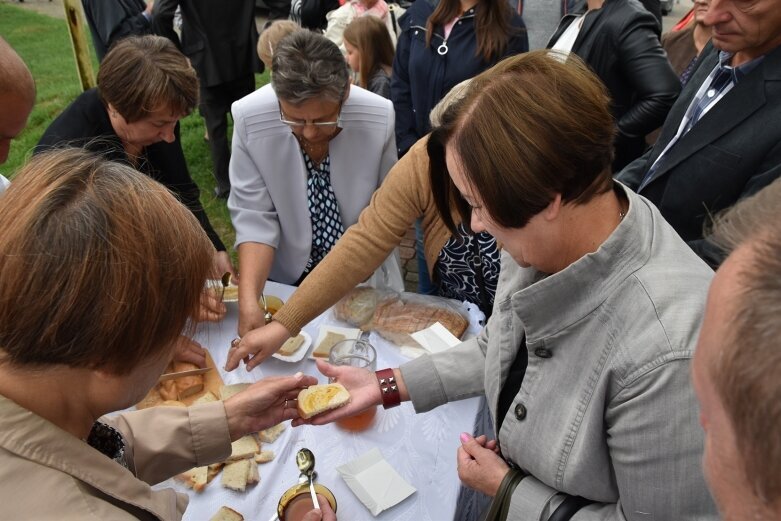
left=0, top=3, right=270, bottom=259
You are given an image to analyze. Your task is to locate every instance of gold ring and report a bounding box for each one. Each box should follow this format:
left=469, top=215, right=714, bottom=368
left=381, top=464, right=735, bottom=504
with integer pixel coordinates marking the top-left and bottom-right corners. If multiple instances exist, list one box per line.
left=230, top=337, right=241, bottom=348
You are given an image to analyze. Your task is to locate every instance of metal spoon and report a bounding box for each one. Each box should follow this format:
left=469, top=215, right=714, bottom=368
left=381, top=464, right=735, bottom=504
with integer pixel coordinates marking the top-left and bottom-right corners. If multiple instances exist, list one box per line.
left=260, top=294, right=273, bottom=324
left=295, top=448, right=320, bottom=509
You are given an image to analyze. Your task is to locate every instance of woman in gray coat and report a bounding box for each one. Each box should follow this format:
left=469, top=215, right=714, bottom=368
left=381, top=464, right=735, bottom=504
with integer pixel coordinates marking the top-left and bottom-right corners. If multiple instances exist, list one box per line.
left=300, top=51, right=718, bottom=520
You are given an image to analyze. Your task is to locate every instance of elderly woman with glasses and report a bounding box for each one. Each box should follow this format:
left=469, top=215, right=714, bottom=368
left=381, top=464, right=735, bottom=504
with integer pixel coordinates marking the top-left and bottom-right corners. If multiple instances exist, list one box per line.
left=229, top=30, right=396, bottom=337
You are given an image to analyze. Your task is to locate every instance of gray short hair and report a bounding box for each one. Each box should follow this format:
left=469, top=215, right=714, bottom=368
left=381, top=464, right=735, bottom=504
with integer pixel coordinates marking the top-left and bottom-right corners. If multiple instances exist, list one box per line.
left=271, top=31, right=349, bottom=105
left=708, top=177, right=781, bottom=504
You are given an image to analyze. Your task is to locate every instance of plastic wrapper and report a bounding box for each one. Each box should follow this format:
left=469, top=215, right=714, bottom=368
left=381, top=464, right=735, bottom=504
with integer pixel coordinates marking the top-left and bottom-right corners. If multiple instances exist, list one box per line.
left=333, top=287, right=470, bottom=347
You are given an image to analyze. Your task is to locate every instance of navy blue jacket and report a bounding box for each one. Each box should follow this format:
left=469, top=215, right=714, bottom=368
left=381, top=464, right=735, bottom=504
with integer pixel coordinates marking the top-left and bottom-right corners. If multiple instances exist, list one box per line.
left=391, top=0, right=528, bottom=156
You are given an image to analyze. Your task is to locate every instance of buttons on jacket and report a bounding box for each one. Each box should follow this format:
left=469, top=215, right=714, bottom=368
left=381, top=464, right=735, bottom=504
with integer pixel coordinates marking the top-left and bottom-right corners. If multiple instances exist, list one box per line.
left=514, top=403, right=527, bottom=420
left=534, top=347, right=552, bottom=358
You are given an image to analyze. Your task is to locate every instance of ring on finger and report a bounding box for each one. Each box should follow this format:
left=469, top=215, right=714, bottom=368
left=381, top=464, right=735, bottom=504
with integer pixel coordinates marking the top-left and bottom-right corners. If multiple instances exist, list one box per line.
left=230, top=337, right=241, bottom=348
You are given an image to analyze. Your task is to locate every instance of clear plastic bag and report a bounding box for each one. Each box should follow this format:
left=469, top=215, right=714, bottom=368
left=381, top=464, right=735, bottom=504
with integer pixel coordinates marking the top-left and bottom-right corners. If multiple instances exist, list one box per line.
left=333, top=287, right=470, bottom=347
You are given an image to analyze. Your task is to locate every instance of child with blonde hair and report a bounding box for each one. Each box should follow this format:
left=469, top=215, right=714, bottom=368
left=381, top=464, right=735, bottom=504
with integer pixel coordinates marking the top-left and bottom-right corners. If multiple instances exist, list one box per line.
left=257, top=20, right=300, bottom=69
left=343, top=16, right=394, bottom=99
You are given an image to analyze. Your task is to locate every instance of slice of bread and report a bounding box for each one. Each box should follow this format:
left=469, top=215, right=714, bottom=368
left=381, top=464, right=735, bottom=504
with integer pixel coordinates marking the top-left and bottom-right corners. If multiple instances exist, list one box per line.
left=220, top=383, right=251, bottom=401
left=254, top=450, right=275, bottom=464
left=297, top=383, right=351, bottom=419
left=313, top=331, right=346, bottom=358
left=209, top=506, right=244, bottom=521
left=258, top=423, right=285, bottom=443
left=246, top=460, right=260, bottom=485
left=278, top=334, right=306, bottom=356
left=221, top=460, right=251, bottom=491
left=207, top=463, right=223, bottom=482
left=227, top=435, right=259, bottom=462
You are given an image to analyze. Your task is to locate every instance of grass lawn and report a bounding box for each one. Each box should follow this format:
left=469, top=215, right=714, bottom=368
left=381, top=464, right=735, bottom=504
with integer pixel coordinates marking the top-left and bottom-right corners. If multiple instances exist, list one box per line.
left=0, top=3, right=269, bottom=259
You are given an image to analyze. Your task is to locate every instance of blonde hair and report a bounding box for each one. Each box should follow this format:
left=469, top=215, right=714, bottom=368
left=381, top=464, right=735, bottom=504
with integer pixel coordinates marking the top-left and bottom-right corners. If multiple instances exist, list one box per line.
left=0, top=149, right=213, bottom=374
left=258, top=21, right=301, bottom=69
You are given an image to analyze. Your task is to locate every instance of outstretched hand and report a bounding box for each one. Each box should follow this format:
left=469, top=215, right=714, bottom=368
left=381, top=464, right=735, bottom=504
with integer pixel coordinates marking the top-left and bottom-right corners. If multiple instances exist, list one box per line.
left=224, top=321, right=291, bottom=371
left=223, top=371, right=318, bottom=440
left=292, top=359, right=382, bottom=426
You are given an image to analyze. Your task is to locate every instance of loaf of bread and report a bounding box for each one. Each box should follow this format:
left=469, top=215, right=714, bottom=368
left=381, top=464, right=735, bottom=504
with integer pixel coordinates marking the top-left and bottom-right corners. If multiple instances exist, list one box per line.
left=297, top=383, right=350, bottom=419
left=334, top=286, right=380, bottom=327
left=172, top=362, right=205, bottom=398
left=372, top=299, right=469, bottom=346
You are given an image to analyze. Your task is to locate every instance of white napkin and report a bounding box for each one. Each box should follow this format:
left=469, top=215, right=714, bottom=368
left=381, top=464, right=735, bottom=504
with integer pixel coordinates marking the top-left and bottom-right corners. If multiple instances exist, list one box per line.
left=410, top=321, right=462, bottom=354
left=336, top=448, right=416, bottom=516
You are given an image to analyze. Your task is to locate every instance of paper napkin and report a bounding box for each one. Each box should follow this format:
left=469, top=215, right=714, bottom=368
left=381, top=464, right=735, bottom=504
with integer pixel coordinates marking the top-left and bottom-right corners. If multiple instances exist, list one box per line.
left=336, top=448, right=416, bottom=516
left=410, top=321, right=462, bottom=354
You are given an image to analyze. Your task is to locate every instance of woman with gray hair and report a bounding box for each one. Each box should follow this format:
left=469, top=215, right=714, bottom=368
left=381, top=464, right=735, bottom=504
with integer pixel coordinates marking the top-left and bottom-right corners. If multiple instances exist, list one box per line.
left=228, top=30, right=397, bottom=338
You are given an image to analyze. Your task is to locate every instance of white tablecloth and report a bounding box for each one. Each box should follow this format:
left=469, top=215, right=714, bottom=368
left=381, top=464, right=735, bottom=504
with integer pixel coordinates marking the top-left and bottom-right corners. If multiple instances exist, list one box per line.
left=159, top=281, right=483, bottom=521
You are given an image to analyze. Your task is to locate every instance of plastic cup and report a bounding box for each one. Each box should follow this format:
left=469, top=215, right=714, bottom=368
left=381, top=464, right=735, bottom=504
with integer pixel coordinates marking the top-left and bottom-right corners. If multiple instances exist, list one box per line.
left=329, top=339, right=377, bottom=431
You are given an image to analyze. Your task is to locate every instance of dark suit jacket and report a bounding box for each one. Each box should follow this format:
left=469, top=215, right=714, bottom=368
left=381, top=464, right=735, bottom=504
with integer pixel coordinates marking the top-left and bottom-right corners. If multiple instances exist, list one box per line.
left=549, top=0, right=680, bottom=170
left=35, top=89, right=226, bottom=251
left=81, top=0, right=152, bottom=60
left=153, top=0, right=259, bottom=88
left=617, top=42, right=781, bottom=264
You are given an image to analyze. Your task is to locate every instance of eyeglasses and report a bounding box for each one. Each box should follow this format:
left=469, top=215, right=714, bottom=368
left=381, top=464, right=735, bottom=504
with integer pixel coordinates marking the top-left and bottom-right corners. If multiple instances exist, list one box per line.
left=278, top=90, right=346, bottom=130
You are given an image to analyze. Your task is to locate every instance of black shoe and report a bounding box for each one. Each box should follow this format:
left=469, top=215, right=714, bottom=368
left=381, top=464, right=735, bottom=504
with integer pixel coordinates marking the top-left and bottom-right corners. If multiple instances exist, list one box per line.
left=214, top=187, right=230, bottom=199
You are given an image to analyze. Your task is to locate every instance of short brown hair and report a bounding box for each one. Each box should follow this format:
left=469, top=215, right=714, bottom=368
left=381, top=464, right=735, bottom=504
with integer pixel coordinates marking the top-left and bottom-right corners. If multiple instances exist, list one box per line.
left=97, top=35, right=199, bottom=123
left=343, top=16, right=394, bottom=91
left=708, top=177, right=781, bottom=505
left=0, top=148, right=213, bottom=374
left=429, top=50, right=616, bottom=233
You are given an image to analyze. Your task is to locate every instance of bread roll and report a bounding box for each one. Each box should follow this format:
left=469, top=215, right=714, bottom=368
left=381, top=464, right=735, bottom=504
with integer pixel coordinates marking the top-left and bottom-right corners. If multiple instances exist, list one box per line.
left=297, top=383, right=350, bottom=419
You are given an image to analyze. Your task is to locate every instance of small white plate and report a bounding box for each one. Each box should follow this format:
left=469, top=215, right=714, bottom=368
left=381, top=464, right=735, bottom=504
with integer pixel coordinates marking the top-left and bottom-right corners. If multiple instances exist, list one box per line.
left=272, top=331, right=312, bottom=363
left=308, top=325, right=362, bottom=361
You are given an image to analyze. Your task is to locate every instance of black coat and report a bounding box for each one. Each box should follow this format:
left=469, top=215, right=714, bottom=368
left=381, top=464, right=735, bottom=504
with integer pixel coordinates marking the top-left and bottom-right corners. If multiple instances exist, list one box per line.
left=617, top=43, right=781, bottom=265
left=81, top=0, right=152, bottom=60
left=549, top=0, right=680, bottom=170
left=391, top=0, right=528, bottom=156
left=35, top=89, right=226, bottom=251
left=153, top=0, right=260, bottom=88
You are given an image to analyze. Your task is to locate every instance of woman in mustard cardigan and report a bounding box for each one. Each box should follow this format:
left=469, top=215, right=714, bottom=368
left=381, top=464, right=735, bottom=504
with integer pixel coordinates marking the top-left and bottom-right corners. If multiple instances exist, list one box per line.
left=225, top=82, right=500, bottom=371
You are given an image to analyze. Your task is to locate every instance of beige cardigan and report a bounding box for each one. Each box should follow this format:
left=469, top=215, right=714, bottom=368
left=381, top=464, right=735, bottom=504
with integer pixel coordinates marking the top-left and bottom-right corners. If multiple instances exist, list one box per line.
left=0, top=394, right=231, bottom=520
left=273, top=136, right=458, bottom=335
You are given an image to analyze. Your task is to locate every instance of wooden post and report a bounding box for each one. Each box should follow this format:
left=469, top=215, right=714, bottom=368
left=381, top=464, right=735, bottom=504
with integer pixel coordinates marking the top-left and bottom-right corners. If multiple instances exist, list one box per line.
left=62, top=0, right=95, bottom=91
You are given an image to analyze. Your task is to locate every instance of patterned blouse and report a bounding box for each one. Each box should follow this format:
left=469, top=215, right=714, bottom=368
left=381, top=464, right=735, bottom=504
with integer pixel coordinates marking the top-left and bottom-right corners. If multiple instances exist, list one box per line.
left=434, top=223, right=500, bottom=317
left=302, top=151, right=345, bottom=275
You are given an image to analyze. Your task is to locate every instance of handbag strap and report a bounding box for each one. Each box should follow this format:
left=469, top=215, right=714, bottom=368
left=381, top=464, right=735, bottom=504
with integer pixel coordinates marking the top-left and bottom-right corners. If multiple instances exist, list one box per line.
left=548, top=495, right=593, bottom=521
left=481, top=469, right=526, bottom=521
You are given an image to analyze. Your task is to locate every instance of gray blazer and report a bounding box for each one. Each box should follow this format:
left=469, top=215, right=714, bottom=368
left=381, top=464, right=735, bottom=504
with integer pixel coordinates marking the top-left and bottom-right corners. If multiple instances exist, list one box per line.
left=228, top=84, right=396, bottom=284
left=401, top=184, right=718, bottom=520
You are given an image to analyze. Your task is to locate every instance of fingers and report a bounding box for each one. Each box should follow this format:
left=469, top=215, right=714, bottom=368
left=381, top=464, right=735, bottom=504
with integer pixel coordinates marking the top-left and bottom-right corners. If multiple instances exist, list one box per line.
left=314, top=358, right=338, bottom=378
left=300, top=509, right=322, bottom=521
left=459, top=432, right=487, bottom=459
left=225, top=336, right=258, bottom=371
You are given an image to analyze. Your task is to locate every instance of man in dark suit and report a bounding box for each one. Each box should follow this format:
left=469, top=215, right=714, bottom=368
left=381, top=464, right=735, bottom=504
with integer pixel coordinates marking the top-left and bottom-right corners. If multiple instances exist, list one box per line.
left=617, top=0, right=781, bottom=267
left=154, top=0, right=259, bottom=198
left=82, top=0, right=154, bottom=61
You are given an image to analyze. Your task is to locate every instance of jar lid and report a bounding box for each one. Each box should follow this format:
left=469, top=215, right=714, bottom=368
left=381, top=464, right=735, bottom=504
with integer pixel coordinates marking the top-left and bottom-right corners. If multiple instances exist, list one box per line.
left=277, top=483, right=337, bottom=520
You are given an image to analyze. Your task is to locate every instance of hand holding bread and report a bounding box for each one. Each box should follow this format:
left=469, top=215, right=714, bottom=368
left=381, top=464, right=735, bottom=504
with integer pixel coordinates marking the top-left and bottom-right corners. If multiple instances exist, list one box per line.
left=292, top=360, right=384, bottom=427
left=225, top=321, right=292, bottom=372
left=223, top=372, right=318, bottom=441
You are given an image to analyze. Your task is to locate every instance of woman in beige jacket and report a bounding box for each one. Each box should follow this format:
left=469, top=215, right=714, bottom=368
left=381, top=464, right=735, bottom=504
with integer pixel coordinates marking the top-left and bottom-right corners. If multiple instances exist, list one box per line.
left=0, top=149, right=330, bottom=521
